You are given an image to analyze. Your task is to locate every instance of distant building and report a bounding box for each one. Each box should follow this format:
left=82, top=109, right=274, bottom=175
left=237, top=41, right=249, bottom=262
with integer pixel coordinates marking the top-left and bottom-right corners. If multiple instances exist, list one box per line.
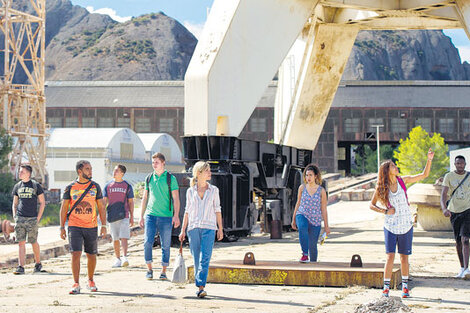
left=45, top=80, right=470, bottom=175
left=47, top=128, right=184, bottom=191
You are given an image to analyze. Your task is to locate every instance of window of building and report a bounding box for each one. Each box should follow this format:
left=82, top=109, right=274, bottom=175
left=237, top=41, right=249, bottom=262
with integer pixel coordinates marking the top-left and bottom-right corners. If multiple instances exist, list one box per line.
left=344, top=118, right=360, bottom=133
left=55, top=170, right=77, bottom=181
left=47, top=117, right=63, bottom=128
left=117, top=117, right=131, bottom=128
left=135, top=118, right=151, bottom=132
left=368, top=118, right=384, bottom=132
left=250, top=118, right=267, bottom=132
left=116, top=109, right=131, bottom=128
left=159, top=118, right=174, bottom=132
left=439, top=118, right=454, bottom=133
left=415, top=118, right=431, bottom=132
left=65, top=118, right=78, bottom=127
left=338, top=147, right=346, bottom=161
left=120, top=143, right=133, bottom=160
left=462, top=119, right=470, bottom=133
left=82, top=117, right=95, bottom=127
left=391, top=118, right=407, bottom=133
left=98, top=117, right=114, bottom=127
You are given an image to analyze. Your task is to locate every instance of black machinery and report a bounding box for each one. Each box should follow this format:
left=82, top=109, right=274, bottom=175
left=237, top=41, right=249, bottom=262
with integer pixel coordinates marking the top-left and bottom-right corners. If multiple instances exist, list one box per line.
left=173, top=136, right=324, bottom=238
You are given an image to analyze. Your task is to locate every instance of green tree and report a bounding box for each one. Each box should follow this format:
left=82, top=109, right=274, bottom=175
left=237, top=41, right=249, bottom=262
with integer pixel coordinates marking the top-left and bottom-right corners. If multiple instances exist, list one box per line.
left=353, top=144, right=395, bottom=175
left=393, top=126, right=448, bottom=184
left=0, top=128, right=14, bottom=214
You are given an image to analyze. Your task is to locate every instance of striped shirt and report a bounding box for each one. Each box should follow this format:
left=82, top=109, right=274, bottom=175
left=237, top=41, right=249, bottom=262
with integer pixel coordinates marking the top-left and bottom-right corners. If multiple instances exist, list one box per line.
left=185, top=183, right=221, bottom=231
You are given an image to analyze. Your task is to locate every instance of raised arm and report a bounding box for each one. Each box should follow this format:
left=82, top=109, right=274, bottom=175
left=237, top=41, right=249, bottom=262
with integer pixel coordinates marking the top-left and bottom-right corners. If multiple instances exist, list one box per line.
left=402, top=148, right=434, bottom=184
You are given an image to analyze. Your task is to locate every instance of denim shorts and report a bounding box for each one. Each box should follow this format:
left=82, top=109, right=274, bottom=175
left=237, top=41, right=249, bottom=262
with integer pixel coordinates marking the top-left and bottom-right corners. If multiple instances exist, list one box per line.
left=384, top=227, right=413, bottom=255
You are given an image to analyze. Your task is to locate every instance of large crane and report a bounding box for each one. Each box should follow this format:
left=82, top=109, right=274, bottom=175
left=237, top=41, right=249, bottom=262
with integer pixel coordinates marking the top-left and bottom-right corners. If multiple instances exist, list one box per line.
left=184, top=0, right=470, bottom=149
left=0, top=0, right=47, bottom=184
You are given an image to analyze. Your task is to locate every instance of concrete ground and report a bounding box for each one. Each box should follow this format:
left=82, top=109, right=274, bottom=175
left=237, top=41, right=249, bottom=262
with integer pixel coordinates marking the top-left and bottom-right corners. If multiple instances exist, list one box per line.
left=0, top=201, right=469, bottom=312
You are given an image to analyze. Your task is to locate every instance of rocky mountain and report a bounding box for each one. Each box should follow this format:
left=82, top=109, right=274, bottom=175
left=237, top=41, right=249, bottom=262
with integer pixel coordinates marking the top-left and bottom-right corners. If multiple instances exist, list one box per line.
left=5, top=0, right=470, bottom=82
left=10, top=0, right=197, bottom=82
left=344, top=30, right=470, bottom=80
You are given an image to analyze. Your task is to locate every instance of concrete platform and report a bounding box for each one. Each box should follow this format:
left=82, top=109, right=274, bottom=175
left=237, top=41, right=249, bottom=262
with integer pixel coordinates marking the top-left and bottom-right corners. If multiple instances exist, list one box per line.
left=188, top=260, right=401, bottom=289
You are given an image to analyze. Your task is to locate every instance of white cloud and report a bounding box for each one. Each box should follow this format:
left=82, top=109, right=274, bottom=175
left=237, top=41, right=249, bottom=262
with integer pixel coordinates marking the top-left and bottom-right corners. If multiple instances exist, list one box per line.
left=86, top=6, right=131, bottom=23
left=456, top=45, right=470, bottom=63
left=183, top=21, right=205, bottom=39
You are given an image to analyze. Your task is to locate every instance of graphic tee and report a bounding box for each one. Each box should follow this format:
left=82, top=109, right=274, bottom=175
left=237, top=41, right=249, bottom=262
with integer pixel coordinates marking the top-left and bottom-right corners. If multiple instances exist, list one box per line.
left=63, top=180, right=103, bottom=228
left=12, top=180, right=44, bottom=217
left=104, top=180, right=134, bottom=218
left=443, top=171, right=470, bottom=213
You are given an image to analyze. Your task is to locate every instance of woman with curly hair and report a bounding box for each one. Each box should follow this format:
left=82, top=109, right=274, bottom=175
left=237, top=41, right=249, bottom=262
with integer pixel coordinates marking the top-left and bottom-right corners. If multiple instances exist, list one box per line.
left=291, top=164, right=330, bottom=263
left=370, top=148, right=434, bottom=298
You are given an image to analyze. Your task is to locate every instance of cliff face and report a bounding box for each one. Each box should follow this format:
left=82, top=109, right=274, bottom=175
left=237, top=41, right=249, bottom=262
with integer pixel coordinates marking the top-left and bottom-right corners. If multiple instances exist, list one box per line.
left=7, top=0, right=197, bottom=82
left=343, top=30, right=470, bottom=80
left=4, top=1, right=469, bottom=82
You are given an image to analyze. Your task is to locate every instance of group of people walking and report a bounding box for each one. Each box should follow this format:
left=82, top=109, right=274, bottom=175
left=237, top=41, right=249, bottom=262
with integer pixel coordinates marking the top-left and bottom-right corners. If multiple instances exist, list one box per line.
left=9, top=148, right=470, bottom=299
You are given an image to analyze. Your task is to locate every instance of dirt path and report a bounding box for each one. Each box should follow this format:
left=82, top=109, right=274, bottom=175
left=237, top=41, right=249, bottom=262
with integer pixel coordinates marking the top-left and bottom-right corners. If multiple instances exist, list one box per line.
left=0, top=213, right=469, bottom=312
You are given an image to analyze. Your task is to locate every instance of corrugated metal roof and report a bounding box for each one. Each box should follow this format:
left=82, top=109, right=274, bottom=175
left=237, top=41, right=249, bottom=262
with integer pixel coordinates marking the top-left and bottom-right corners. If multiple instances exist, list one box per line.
left=332, top=81, right=470, bottom=108
left=137, top=133, right=170, bottom=151
left=45, top=81, right=277, bottom=108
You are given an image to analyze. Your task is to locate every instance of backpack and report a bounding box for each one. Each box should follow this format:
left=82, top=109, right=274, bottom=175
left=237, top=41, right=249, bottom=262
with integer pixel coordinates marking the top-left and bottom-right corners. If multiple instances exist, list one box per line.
left=145, top=172, right=173, bottom=211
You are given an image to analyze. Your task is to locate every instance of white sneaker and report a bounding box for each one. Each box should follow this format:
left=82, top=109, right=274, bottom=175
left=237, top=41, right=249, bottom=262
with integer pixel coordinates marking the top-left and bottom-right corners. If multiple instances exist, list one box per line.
left=121, top=256, right=129, bottom=267
left=462, top=268, right=470, bottom=279
left=454, top=268, right=465, bottom=278
left=112, top=258, right=122, bottom=268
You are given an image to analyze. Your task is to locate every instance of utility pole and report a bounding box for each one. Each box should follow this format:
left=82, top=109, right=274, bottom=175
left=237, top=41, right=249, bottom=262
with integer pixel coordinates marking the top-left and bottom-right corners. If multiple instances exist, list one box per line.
left=0, top=0, right=47, bottom=185
left=372, top=125, right=384, bottom=173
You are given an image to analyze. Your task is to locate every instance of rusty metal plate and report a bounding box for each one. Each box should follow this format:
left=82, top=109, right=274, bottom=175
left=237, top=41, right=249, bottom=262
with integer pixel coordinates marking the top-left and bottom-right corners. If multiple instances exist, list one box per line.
left=187, top=260, right=401, bottom=288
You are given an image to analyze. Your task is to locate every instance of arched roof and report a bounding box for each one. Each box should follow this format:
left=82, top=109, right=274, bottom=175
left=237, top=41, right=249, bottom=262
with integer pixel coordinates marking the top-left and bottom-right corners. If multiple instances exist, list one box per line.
left=48, top=128, right=128, bottom=148
left=137, top=133, right=183, bottom=164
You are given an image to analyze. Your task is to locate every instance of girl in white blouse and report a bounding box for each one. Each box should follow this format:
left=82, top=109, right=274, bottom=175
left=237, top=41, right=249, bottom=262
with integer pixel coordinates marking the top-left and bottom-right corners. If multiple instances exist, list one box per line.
left=179, top=161, right=223, bottom=298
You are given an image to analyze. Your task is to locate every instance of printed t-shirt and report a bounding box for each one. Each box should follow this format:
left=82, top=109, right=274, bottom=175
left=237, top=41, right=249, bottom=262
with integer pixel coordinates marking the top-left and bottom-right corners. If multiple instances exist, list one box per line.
left=63, top=180, right=103, bottom=228
left=104, top=180, right=134, bottom=218
left=12, top=180, right=44, bottom=217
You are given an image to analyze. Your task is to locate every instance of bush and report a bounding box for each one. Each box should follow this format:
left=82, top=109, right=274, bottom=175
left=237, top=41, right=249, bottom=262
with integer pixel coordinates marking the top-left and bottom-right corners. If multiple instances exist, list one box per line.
left=39, top=203, right=61, bottom=226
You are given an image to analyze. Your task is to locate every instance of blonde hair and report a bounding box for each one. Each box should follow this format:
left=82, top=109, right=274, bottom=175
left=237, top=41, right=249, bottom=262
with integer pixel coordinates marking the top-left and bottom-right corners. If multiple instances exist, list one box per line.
left=190, top=161, right=211, bottom=187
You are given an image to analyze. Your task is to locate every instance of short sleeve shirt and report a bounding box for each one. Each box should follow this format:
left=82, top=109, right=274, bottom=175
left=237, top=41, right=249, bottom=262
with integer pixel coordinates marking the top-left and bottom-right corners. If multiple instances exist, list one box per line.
left=443, top=171, right=470, bottom=213
left=63, top=180, right=103, bottom=228
left=104, top=180, right=134, bottom=218
left=184, top=183, right=221, bottom=231
left=12, top=180, right=44, bottom=217
left=145, top=171, right=178, bottom=217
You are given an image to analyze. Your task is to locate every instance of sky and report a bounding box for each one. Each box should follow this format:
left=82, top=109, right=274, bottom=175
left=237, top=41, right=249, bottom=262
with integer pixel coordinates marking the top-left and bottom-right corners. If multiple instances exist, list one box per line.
left=70, top=0, right=470, bottom=63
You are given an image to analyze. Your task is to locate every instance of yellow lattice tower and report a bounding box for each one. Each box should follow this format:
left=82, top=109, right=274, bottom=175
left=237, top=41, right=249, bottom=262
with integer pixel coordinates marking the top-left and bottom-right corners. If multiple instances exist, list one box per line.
left=0, top=0, right=47, bottom=185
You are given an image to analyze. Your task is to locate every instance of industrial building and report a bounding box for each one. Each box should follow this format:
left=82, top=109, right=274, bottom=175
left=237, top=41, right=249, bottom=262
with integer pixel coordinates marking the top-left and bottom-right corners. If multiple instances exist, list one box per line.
left=45, top=80, right=470, bottom=175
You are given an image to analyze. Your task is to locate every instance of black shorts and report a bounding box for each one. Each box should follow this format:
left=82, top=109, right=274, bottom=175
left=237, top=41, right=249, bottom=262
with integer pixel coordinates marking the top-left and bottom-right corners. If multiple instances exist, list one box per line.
left=68, top=226, right=98, bottom=254
left=450, top=209, right=470, bottom=241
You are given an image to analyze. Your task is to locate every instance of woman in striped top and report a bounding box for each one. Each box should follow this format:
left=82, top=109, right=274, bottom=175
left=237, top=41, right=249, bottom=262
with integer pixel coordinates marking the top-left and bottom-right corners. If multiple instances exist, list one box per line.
left=179, top=161, right=224, bottom=298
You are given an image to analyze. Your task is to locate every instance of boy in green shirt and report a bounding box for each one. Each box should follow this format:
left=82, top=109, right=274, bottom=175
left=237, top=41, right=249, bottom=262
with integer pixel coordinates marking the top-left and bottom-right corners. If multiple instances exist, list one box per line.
left=140, top=153, right=180, bottom=280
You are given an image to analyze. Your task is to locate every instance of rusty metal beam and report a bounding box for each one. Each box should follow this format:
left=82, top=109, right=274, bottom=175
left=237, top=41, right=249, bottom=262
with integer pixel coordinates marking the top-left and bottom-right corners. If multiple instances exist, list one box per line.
left=188, top=260, right=401, bottom=288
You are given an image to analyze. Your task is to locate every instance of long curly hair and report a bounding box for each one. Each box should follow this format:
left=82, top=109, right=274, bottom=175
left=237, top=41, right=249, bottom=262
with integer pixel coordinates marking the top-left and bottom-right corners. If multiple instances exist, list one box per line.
left=376, top=160, right=395, bottom=208
left=303, top=163, right=322, bottom=185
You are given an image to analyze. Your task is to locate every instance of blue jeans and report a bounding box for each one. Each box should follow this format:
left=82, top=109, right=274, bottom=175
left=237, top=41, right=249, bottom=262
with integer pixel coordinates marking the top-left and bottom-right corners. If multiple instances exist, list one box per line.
left=144, top=215, right=172, bottom=266
left=296, top=214, right=321, bottom=262
left=188, top=228, right=215, bottom=287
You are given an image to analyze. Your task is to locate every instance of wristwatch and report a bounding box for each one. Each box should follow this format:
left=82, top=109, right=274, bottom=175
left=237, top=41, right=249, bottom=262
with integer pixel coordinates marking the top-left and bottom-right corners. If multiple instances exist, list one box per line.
left=60, top=226, right=65, bottom=230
